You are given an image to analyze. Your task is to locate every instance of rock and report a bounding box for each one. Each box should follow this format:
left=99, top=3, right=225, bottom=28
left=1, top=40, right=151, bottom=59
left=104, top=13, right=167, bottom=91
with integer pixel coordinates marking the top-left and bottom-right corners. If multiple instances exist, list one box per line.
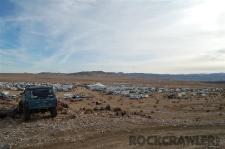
left=115, top=111, right=126, bottom=116
left=61, top=108, right=68, bottom=114
left=143, top=95, right=149, bottom=98
left=121, top=111, right=127, bottom=116
left=129, top=94, right=142, bottom=99
left=93, top=106, right=103, bottom=111
left=84, top=108, right=93, bottom=114
left=146, top=115, right=152, bottom=119
left=64, top=93, right=73, bottom=99
left=112, top=107, right=122, bottom=112
left=87, top=83, right=106, bottom=91
left=105, top=104, right=111, bottom=111
left=201, top=93, right=207, bottom=97
left=57, top=105, right=63, bottom=111
left=57, top=101, right=69, bottom=111
left=93, top=107, right=99, bottom=111
left=95, top=101, right=101, bottom=105
left=99, top=107, right=104, bottom=111
left=167, top=93, right=176, bottom=99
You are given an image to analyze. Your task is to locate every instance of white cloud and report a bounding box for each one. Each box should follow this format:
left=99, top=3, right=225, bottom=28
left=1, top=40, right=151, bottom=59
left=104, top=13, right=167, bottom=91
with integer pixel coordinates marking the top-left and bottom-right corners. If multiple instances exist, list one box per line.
left=1, top=0, right=225, bottom=73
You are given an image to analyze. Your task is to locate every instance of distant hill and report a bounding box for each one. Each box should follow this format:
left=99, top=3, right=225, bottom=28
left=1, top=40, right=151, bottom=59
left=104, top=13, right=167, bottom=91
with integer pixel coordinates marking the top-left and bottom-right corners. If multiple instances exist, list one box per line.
left=67, top=71, right=225, bottom=82
left=68, top=71, right=112, bottom=76
left=127, top=73, right=225, bottom=82
left=1, top=71, right=224, bottom=83
left=32, top=71, right=225, bottom=82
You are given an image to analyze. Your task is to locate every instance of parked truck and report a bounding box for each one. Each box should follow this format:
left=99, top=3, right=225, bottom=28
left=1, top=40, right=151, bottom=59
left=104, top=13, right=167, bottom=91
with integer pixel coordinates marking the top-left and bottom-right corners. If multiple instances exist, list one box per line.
left=18, top=86, right=57, bottom=120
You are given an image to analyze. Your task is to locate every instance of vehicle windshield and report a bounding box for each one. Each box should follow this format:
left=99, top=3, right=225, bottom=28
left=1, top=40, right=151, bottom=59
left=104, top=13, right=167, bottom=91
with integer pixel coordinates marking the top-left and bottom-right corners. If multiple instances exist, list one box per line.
left=31, top=88, right=54, bottom=98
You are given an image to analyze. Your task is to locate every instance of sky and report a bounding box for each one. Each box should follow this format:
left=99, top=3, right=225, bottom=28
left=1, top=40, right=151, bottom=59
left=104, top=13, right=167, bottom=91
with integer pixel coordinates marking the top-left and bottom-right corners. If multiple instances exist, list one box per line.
left=0, top=0, right=225, bottom=74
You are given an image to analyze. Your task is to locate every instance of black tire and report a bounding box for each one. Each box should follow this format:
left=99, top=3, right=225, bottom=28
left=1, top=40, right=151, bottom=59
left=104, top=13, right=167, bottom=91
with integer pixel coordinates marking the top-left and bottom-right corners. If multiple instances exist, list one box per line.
left=23, top=108, right=30, bottom=121
left=50, top=108, right=57, bottom=118
left=18, top=101, right=23, bottom=114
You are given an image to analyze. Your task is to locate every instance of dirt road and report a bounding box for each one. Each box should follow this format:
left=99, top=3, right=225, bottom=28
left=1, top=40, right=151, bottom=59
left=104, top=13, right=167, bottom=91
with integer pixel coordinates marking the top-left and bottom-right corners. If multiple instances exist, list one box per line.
left=27, top=125, right=225, bottom=149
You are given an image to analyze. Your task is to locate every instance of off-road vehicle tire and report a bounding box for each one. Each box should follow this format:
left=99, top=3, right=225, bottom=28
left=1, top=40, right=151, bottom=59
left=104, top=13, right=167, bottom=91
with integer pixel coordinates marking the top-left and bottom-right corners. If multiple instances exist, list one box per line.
left=18, top=101, right=23, bottom=114
left=23, top=108, right=30, bottom=121
left=50, top=108, right=57, bottom=117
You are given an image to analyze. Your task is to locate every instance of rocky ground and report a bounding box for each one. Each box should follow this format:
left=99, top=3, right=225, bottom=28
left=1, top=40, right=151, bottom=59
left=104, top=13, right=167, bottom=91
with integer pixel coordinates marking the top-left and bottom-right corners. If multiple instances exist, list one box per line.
left=0, top=74, right=225, bottom=149
left=1, top=110, right=225, bottom=149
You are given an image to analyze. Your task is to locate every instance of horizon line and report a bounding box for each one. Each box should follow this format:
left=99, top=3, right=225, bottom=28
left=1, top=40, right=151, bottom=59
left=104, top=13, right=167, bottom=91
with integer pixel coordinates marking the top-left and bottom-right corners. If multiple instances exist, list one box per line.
left=0, top=71, right=225, bottom=75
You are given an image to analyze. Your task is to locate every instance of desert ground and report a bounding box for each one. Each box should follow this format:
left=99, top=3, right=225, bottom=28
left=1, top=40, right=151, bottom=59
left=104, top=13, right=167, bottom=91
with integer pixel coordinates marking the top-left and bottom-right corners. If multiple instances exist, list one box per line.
left=0, top=74, right=225, bottom=149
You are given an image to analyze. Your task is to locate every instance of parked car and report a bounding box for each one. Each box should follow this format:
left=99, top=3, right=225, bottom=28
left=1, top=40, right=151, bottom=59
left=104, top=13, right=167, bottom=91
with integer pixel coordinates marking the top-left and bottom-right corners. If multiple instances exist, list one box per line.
left=18, top=86, right=57, bottom=120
